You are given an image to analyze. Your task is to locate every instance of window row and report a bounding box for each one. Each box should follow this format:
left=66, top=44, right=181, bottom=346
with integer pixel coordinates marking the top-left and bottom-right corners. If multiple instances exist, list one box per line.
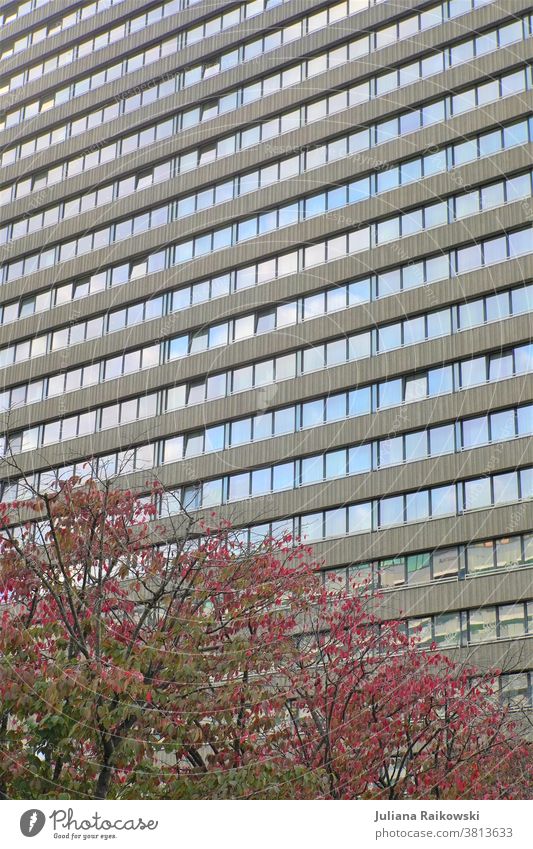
left=4, top=123, right=530, bottom=329
left=2, top=0, right=246, bottom=90
left=0, top=0, right=383, bottom=108
left=2, top=330, right=532, bottom=461
left=5, top=122, right=532, bottom=276
left=161, top=401, right=531, bottom=465
left=1, top=222, right=531, bottom=405
left=1, top=16, right=527, bottom=171
left=0, top=0, right=491, bottom=77
left=2, top=49, right=522, bottom=246
left=3, top=107, right=531, bottom=261
left=499, top=672, right=533, bottom=709
left=0, top=0, right=292, bottom=128
left=0, top=0, right=504, bottom=135
left=0, top=0, right=281, bottom=57
left=5, top=142, right=533, bottom=285
left=171, top=405, right=533, bottom=505
left=405, top=601, right=533, bottom=649
left=0, top=0, right=51, bottom=27
left=211, top=478, right=533, bottom=552
left=2, top=0, right=354, bottom=62
left=1, top=248, right=531, bottom=393
left=162, top=467, right=533, bottom=533
left=324, top=531, right=533, bottom=592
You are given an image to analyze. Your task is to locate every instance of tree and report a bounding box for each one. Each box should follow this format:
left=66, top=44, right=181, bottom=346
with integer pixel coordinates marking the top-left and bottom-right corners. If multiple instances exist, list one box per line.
left=0, top=475, right=530, bottom=800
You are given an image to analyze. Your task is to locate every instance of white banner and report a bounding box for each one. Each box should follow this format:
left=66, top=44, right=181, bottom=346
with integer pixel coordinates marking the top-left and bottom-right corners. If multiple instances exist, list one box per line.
left=2, top=800, right=532, bottom=849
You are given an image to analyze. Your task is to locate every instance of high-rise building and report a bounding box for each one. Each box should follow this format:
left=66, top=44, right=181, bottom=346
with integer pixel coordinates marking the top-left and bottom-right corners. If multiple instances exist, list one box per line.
left=1, top=0, right=532, bottom=705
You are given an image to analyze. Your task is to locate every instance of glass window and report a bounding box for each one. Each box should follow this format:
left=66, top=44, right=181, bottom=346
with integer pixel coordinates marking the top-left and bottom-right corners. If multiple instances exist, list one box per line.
left=464, top=477, right=491, bottom=510
left=481, top=182, right=505, bottom=210
left=251, top=468, right=271, bottom=496
left=428, top=365, right=453, bottom=396
left=253, top=413, right=273, bottom=440
left=303, top=346, right=325, bottom=372
left=459, top=299, right=484, bottom=329
left=500, top=673, right=530, bottom=707
left=453, top=139, right=478, bottom=166
left=300, top=512, right=323, bottom=541
left=496, top=536, right=522, bottom=568
left=517, top=404, right=533, bottom=435
left=493, top=471, right=518, bottom=504
left=326, top=394, right=346, bottom=422
left=303, top=292, right=325, bottom=319
left=490, top=408, right=515, bottom=441
left=407, top=553, right=430, bottom=585
left=404, top=375, right=427, bottom=402
left=469, top=607, right=497, bottom=643
left=273, top=462, right=294, bottom=491
left=379, top=437, right=403, bottom=467
left=432, top=547, right=460, bottom=579
left=202, top=479, right=223, bottom=508
left=378, top=379, right=402, bottom=408
left=377, top=217, right=400, bottom=244
left=380, top=557, right=405, bottom=588
left=401, top=159, right=422, bottom=184
left=434, top=612, right=461, bottom=647
left=327, top=339, right=347, bottom=366
left=325, top=450, right=346, bottom=479
left=462, top=416, right=488, bottom=448
left=185, top=431, right=203, bottom=457
left=348, top=502, right=372, bottom=533
left=406, top=490, right=429, bottom=522
left=467, top=541, right=494, bottom=574
left=347, top=563, right=372, bottom=593
left=229, top=473, right=249, bottom=501
left=515, top=343, right=533, bottom=374
left=276, top=353, right=296, bottom=380
left=498, top=603, right=525, bottom=639
left=409, top=617, right=432, bottom=646
left=457, top=244, right=482, bottom=273
left=403, top=316, right=425, bottom=345
left=483, top=234, right=507, bottom=265
left=230, top=419, right=251, bottom=446
left=508, top=228, right=531, bottom=258
left=349, top=445, right=371, bottom=474
left=301, top=455, right=323, bottom=485
left=378, top=323, right=402, bottom=352
left=405, top=430, right=427, bottom=461
left=460, top=357, right=486, bottom=386
left=486, top=291, right=510, bottom=322
left=503, top=121, right=528, bottom=147
left=377, top=270, right=400, bottom=297
left=169, top=336, right=187, bottom=359
left=254, top=360, right=274, bottom=386
left=511, top=285, right=533, bottom=315
left=324, top=568, right=346, bottom=593
left=431, top=485, right=456, bottom=517
left=232, top=366, right=253, bottom=392
left=489, top=353, right=513, bottom=380
left=525, top=533, right=533, bottom=565
left=349, top=387, right=371, bottom=416
left=325, top=508, right=346, bottom=538
left=429, top=424, right=454, bottom=456
left=379, top=495, right=404, bottom=527
left=507, top=172, right=532, bottom=202
left=302, top=399, right=324, bottom=428
left=274, top=407, right=295, bottom=434
left=479, top=129, right=502, bottom=157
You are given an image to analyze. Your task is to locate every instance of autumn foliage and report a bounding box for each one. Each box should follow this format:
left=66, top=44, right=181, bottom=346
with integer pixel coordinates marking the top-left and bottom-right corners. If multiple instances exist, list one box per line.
left=0, top=477, right=530, bottom=799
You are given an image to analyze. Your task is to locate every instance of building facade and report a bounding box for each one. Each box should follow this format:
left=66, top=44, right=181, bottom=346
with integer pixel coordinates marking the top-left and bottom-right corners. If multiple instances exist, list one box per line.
left=1, top=0, right=532, bottom=704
